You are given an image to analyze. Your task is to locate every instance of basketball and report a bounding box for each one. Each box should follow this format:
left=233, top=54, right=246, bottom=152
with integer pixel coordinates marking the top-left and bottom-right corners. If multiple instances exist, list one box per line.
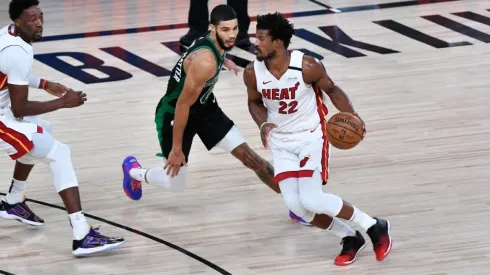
left=326, top=112, right=365, bottom=150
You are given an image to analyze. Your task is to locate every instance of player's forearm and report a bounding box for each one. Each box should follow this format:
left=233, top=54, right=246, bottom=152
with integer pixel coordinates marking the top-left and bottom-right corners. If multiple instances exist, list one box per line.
left=248, top=100, right=268, bottom=128
left=325, top=86, right=355, bottom=113
left=27, top=73, right=48, bottom=90
left=13, top=99, right=64, bottom=117
left=172, top=103, right=190, bottom=151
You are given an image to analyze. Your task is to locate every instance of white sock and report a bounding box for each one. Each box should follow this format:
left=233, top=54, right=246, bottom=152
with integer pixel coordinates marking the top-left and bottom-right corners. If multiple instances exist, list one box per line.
left=350, top=206, right=377, bottom=231
left=129, top=168, right=148, bottom=182
left=69, top=211, right=91, bottom=240
left=130, top=167, right=170, bottom=187
left=5, top=179, right=27, bottom=204
left=131, top=167, right=187, bottom=192
left=327, top=217, right=356, bottom=238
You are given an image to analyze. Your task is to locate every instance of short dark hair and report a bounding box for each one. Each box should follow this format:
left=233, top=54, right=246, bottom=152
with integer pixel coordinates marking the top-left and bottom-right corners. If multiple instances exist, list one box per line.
left=9, top=0, right=39, bottom=21
left=210, top=4, right=237, bottom=25
left=256, top=12, right=295, bottom=48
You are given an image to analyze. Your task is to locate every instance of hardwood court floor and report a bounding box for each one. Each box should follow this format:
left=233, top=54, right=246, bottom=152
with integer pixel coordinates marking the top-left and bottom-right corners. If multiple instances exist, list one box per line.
left=1, top=0, right=490, bottom=274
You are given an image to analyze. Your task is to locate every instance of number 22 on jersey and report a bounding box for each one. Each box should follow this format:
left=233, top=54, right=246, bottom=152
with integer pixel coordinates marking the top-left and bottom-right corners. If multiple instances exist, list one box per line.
left=279, top=100, right=298, bottom=114
left=261, top=81, right=300, bottom=114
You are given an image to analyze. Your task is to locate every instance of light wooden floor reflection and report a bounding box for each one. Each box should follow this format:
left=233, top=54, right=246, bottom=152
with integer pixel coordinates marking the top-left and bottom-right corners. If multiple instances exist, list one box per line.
left=1, top=0, right=490, bottom=274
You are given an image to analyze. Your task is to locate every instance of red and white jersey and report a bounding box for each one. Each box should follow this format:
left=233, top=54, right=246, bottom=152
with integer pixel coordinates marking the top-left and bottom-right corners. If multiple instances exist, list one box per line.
left=0, top=24, right=34, bottom=108
left=253, top=50, right=329, bottom=133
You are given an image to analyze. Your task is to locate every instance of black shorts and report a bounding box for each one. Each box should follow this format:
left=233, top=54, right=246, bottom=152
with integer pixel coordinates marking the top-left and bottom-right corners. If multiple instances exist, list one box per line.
left=155, top=106, right=235, bottom=161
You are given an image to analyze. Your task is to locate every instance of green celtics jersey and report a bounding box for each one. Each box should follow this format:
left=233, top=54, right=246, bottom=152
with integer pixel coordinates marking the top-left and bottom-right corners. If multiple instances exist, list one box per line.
left=157, top=35, right=225, bottom=114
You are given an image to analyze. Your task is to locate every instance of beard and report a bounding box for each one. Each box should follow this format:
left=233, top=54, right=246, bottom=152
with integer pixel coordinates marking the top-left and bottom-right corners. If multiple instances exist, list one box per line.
left=256, top=49, right=276, bottom=62
left=216, top=33, right=234, bottom=51
left=32, top=34, right=43, bottom=42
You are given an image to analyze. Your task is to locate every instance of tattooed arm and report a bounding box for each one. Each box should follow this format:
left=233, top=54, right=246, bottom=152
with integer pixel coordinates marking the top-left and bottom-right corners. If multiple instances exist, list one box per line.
left=302, top=55, right=355, bottom=113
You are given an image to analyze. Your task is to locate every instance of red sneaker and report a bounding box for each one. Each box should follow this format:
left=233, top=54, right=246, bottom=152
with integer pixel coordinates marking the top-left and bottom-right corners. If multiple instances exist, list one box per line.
left=366, top=218, right=393, bottom=261
left=334, top=231, right=367, bottom=266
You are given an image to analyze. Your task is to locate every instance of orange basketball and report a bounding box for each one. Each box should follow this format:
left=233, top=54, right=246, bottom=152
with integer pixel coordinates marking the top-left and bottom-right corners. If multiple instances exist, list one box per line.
left=326, top=112, right=365, bottom=150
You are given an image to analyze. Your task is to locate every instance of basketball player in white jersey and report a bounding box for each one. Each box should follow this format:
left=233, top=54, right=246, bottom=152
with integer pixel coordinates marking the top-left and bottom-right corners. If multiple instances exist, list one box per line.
left=243, top=12, right=393, bottom=266
left=0, top=0, right=125, bottom=256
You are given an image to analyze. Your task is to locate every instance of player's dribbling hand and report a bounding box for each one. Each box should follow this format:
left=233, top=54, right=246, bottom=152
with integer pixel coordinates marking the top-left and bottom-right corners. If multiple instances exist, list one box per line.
left=352, top=112, right=367, bottom=139
left=260, top=122, right=277, bottom=148
left=164, top=149, right=186, bottom=177
left=61, top=90, right=87, bottom=108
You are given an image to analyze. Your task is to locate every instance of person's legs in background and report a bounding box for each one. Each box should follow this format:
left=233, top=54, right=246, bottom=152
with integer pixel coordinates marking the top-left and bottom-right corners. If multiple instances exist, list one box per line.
left=180, top=0, right=251, bottom=49
left=180, top=0, right=210, bottom=47
left=227, top=0, right=251, bottom=48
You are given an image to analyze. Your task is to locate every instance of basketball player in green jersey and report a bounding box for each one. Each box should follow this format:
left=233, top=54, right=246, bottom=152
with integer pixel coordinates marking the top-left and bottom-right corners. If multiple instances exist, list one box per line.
left=122, top=5, right=282, bottom=198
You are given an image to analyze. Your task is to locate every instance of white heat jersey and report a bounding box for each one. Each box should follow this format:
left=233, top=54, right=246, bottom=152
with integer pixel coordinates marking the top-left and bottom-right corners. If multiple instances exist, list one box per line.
left=0, top=24, right=34, bottom=108
left=254, top=50, right=328, bottom=133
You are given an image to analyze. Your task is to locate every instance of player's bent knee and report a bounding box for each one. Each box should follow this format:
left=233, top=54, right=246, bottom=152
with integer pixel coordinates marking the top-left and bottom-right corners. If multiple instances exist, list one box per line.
left=28, top=131, right=56, bottom=159
left=216, top=125, right=246, bottom=153
left=279, top=178, right=315, bottom=222
left=299, top=191, right=343, bottom=217
left=42, top=140, right=79, bottom=193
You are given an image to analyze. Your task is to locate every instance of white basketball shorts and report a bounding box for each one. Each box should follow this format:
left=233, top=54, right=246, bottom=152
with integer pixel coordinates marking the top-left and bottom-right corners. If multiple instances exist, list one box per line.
left=0, top=107, right=48, bottom=160
left=269, top=122, right=330, bottom=185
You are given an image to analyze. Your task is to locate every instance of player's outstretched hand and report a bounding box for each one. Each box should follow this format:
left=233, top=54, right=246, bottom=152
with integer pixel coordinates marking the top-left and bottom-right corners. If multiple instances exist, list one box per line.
left=61, top=90, right=87, bottom=108
left=260, top=122, right=277, bottom=149
left=223, top=58, right=241, bottom=76
left=164, top=149, right=187, bottom=177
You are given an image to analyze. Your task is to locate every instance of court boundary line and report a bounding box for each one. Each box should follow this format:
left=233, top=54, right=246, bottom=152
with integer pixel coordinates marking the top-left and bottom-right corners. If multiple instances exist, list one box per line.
left=308, top=0, right=332, bottom=9
left=37, top=0, right=461, bottom=43
left=0, top=192, right=232, bottom=275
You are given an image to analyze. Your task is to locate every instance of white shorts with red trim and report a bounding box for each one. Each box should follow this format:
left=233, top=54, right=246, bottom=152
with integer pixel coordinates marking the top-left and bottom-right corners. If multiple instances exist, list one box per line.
left=270, top=123, right=330, bottom=184
left=0, top=107, right=45, bottom=160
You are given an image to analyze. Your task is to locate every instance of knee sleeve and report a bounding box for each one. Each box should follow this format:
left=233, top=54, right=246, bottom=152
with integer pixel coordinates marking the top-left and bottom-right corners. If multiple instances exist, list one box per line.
left=26, top=132, right=78, bottom=193
left=298, top=169, right=343, bottom=217
left=28, top=131, right=56, bottom=159
left=279, top=178, right=315, bottom=222
left=18, top=130, right=55, bottom=165
left=215, top=125, right=246, bottom=153
left=44, top=141, right=79, bottom=192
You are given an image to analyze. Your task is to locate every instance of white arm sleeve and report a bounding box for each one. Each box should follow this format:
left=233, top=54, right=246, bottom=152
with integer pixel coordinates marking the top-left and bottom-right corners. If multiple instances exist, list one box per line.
left=2, top=46, right=31, bottom=86
left=27, top=72, right=41, bottom=88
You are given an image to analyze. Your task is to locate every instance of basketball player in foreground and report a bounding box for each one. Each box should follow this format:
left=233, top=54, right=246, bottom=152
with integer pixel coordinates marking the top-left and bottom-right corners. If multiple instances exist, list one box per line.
left=0, top=0, right=124, bottom=256
left=243, top=12, right=393, bottom=266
